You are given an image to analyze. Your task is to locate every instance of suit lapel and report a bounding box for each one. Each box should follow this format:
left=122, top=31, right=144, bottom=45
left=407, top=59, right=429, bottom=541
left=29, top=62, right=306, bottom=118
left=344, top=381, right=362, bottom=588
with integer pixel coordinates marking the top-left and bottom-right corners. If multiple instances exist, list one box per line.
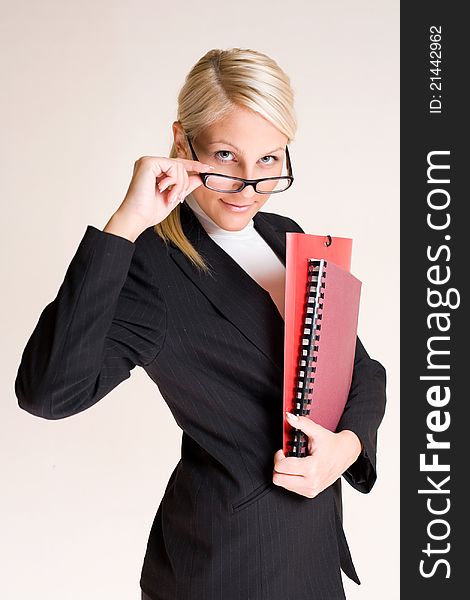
left=168, top=200, right=287, bottom=371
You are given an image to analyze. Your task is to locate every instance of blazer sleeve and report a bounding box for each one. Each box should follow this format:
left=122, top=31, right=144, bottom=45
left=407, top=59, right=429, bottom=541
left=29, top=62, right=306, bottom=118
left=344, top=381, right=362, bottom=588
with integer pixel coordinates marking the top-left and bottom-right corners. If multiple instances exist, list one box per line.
left=335, top=336, right=387, bottom=494
left=15, top=225, right=167, bottom=420
left=283, top=214, right=387, bottom=493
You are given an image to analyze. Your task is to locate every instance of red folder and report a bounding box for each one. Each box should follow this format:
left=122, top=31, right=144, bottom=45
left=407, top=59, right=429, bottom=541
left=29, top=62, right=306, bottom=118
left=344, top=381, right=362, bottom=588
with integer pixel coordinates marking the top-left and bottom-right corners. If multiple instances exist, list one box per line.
left=282, top=233, right=362, bottom=457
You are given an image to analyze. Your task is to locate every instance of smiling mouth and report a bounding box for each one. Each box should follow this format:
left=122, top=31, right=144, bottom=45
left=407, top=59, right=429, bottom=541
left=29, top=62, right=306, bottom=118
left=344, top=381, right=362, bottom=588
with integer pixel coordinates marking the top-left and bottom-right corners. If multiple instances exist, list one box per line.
left=220, top=199, right=254, bottom=208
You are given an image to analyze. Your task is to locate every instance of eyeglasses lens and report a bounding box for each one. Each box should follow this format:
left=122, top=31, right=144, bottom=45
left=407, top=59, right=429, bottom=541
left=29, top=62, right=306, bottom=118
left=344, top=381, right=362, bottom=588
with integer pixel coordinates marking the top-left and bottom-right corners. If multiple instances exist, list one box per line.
left=205, top=175, right=291, bottom=193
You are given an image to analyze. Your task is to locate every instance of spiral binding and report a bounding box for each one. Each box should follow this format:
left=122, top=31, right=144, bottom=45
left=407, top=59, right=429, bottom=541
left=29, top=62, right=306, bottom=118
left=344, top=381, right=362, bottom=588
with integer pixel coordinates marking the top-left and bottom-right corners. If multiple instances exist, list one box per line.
left=286, top=258, right=327, bottom=457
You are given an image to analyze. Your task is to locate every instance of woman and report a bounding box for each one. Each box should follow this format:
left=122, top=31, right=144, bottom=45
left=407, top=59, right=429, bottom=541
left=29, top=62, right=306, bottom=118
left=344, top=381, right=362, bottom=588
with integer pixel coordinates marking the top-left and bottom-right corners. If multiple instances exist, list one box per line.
left=15, top=48, right=387, bottom=600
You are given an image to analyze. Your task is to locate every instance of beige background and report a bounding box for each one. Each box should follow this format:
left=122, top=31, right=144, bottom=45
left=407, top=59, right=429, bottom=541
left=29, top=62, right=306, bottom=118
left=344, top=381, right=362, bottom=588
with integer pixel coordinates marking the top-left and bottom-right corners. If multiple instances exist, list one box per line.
left=1, top=1, right=399, bottom=598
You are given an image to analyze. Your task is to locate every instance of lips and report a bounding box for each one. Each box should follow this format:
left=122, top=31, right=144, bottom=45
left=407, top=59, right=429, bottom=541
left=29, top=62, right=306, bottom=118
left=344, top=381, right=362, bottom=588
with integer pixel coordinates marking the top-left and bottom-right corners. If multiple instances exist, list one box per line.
left=221, top=200, right=253, bottom=208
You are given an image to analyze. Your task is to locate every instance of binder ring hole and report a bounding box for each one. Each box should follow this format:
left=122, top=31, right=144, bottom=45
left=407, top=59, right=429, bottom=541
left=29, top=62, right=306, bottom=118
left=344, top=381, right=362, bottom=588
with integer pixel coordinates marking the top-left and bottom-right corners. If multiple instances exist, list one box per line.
left=324, top=234, right=332, bottom=247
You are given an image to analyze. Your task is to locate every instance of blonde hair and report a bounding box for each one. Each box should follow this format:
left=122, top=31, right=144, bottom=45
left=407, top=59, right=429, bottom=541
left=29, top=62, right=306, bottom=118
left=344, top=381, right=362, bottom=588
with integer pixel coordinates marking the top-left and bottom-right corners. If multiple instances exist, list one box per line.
left=154, top=47, right=297, bottom=272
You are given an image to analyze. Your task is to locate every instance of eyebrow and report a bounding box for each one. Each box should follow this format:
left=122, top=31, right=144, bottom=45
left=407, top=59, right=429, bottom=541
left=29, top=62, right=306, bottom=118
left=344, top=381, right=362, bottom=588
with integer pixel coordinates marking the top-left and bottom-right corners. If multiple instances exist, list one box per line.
left=208, top=140, right=285, bottom=155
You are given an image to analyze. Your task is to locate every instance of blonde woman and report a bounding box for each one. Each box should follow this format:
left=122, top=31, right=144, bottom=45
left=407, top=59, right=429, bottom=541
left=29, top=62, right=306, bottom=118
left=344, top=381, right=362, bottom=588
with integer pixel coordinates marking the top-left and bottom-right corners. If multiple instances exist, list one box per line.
left=15, top=48, right=387, bottom=600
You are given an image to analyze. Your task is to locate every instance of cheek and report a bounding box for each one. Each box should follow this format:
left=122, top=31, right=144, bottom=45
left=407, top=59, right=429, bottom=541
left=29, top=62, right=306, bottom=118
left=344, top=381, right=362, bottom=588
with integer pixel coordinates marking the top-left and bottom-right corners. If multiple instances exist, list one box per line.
left=191, top=187, right=220, bottom=211
left=255, top=195, right=270, bottom=209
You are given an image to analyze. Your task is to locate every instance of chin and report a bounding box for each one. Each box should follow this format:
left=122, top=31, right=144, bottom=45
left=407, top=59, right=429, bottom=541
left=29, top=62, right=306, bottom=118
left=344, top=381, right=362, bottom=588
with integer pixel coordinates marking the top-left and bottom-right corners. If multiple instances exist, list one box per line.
left=222, top=220, right=250, bottom=232
left=217, top=199, right=257, bottom=227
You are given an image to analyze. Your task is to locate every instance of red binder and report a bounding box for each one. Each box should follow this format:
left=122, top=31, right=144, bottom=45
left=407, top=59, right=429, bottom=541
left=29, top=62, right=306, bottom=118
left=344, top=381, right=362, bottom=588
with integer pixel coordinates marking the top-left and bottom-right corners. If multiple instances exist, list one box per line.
left=282, top=233, right=362, bottom=457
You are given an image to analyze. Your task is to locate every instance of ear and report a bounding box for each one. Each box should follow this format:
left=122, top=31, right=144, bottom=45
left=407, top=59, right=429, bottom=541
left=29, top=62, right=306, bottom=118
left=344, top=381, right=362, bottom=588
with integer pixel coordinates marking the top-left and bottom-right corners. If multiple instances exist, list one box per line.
left=172, top=121, right=188, bottom=158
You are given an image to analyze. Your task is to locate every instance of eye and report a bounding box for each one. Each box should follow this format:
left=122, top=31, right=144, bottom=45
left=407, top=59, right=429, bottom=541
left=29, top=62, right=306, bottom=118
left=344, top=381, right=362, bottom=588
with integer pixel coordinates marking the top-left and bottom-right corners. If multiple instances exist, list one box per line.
left=214, top=150, right=234, bottom=162
left=214, top=150, right=280, bottom=166
left=260, top=155, right=279, bottom=166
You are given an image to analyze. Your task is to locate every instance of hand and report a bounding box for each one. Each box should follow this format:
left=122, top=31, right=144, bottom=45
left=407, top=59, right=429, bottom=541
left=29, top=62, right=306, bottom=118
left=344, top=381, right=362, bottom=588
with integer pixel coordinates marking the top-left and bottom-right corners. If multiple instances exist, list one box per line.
left=272, top=412, right=363, bottom=499
left=109, top=155, right=215, bottom=236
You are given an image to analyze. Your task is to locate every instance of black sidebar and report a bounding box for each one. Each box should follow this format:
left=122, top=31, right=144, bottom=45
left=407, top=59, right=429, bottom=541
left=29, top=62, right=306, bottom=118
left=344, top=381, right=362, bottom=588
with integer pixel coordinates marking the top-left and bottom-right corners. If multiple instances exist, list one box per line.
left=401, top=3, right=466, bottom=598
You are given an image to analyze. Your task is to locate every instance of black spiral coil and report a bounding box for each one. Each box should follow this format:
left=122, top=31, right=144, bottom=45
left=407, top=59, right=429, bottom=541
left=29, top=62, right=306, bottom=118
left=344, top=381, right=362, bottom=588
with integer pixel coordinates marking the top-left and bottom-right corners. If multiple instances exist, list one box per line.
left=285, top=259, right=326, bottom=458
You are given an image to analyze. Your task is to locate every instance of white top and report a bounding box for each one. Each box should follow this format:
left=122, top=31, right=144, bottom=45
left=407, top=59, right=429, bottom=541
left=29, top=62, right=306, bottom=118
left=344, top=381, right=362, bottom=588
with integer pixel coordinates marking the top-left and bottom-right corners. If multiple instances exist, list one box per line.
left=185, top=193, right=286, bottom=319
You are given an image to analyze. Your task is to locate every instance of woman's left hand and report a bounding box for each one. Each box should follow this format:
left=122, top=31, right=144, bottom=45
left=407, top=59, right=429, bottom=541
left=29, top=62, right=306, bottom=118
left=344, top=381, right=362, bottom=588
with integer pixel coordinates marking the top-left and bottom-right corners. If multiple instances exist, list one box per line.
left=272, top=412, right=363, bottom=499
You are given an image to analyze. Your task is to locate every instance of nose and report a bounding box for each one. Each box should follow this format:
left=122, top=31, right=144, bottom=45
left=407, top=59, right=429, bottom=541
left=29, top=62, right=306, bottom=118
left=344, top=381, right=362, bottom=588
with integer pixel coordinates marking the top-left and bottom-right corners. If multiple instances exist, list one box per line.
left=239, top=183, right=258, bottom=200
left=237, top=163, right=258, bottom=186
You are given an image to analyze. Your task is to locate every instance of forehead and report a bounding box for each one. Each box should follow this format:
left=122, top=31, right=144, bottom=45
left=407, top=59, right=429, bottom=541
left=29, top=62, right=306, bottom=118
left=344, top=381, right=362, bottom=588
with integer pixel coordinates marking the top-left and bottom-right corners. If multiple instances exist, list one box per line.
left=199, top=106, right=288, bottom=155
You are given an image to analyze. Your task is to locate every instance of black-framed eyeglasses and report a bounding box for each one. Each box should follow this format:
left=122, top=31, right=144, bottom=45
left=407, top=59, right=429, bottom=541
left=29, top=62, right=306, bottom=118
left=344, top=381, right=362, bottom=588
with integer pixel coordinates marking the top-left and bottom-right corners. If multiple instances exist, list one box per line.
left=184, top=133, right=294, bottom=194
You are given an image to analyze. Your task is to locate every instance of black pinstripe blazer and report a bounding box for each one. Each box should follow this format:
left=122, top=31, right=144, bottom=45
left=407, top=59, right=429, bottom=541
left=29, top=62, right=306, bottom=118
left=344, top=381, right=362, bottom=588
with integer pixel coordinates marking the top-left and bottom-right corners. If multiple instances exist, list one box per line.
left=15, top=200, right=387, bottom=600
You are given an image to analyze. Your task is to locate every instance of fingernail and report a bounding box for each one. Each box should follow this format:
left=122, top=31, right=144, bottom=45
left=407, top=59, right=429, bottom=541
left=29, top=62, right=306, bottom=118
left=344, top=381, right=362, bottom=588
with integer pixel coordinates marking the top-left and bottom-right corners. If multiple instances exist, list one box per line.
left=286, top=411, right=299, bottom=422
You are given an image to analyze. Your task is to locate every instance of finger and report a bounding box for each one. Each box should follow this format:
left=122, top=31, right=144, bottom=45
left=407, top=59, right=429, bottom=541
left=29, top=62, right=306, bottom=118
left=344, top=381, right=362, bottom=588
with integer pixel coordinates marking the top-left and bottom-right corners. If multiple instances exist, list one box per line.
left=145, top=156, right=212, bottom=180
left=273, top=448, right=285, bottom=464
left=158, top=176, right=177, bottom=194
left=272, top=470, right=304, bottom=490
left=180, top=169, right=190, bottom=201
left=159, top=180, right=181, bottom=206
left=174, top=158, right=215, bottom=172
left=186, top=173, right=206, bottom=195
left=275, top=454, right=314, bottom=476
left=147, top=157, right=181, bottom=178
left=274, top=448, right=306, bottom=477
left=285, top=412, right=327, bottom=438
left=167, top=165, right=185, bottom=205
left=161, top=162, right=183, bottom=203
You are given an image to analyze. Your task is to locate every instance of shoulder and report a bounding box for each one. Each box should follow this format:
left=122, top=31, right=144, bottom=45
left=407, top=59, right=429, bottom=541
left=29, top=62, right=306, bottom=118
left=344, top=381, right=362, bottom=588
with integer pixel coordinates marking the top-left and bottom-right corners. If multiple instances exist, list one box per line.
left=255, top=209, right=305, bottom=234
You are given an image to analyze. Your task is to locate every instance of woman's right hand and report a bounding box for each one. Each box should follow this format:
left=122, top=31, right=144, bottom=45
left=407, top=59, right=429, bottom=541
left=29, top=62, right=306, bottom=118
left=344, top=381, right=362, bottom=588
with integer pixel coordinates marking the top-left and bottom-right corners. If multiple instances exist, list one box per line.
left=105, top=156, right=214, bottom=240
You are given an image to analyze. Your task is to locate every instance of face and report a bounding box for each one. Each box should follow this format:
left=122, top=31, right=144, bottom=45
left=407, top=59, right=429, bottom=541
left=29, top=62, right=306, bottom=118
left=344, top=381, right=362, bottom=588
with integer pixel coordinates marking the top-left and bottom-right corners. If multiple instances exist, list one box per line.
left=173, top=105, right=289, bottom=231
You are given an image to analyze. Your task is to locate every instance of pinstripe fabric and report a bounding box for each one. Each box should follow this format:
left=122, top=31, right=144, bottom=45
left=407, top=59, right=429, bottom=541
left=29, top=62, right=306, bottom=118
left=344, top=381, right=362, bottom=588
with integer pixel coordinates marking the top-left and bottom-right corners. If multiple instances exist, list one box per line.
left=15, top=200, right=387, bottom=599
